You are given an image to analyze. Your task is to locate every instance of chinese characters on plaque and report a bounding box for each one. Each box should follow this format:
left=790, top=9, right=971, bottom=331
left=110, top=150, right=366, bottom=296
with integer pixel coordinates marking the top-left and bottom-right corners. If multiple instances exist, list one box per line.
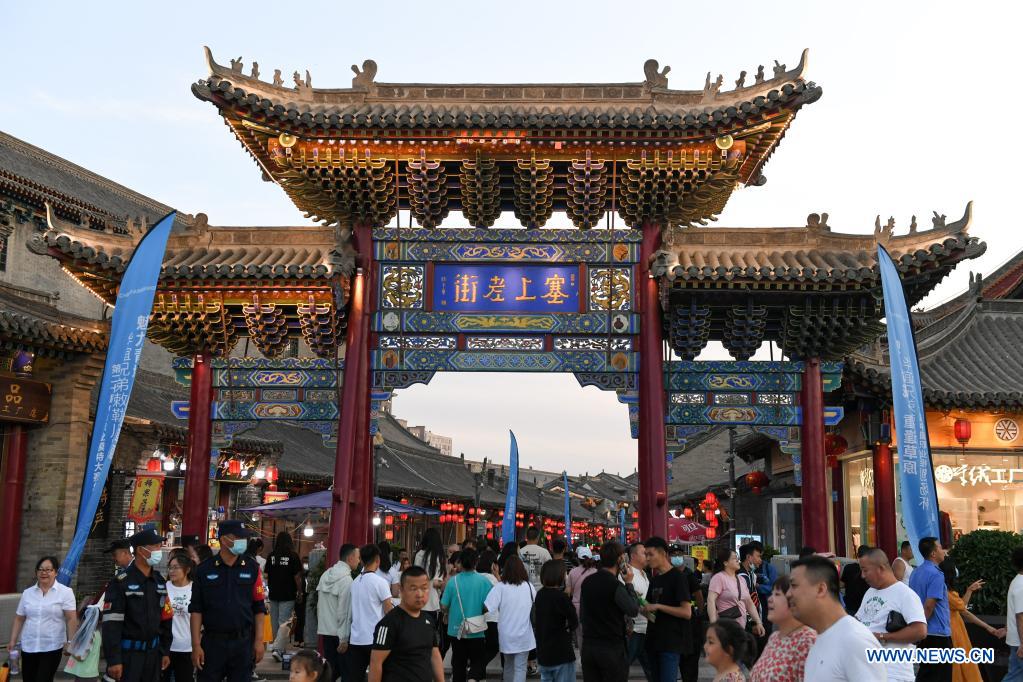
left=434, top=264, right=579, bottom=313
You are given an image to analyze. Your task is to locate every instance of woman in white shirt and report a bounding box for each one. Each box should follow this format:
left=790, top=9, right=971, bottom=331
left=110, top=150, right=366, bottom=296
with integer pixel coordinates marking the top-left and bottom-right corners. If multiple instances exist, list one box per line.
left=7, top=556, right=78, bottom=682
left=483, top=555, right=537, bottom=682
left=162, top=553, right=194, bottom=682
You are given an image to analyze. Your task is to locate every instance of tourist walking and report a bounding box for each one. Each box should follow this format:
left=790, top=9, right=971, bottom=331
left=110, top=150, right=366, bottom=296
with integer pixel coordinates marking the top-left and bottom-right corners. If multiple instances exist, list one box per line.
left=413, top=528, right=448, bottom=659
left=620, top=542, right=651, bottom=678
left=786, top=555, right=886, bottom=680
left=519, top=527, right=552, bottom=590
left=376, top=541, right=401, bottom=598
left=531, top=560, right=577, bottom=682
left=640, top=536, right=693, bottom=682
left=189, top=520, right=267, bottom=682
left=853, top=547, right=926, bottom=682
left=892, top=541, right=915, bottom=584
left=8, top=556, right=79, bottom=682
left=703, top=620, right=755, bottom=682
left=348, top=544, right=394, bottom=682
left=940, top=560, right=1002, bottom=682
left=102, top=529, right=172, bottom=682
left=266, top=532, right=303, bottom=646
left=1003, top=547, right=1023, bottom=682
left=909, top=537, right=953, bottom=682
left=578, top=541, right=640, bottom=682
left=707, top=549, right=764, bottom=636
left=440, top=548, right=492, bottom=682
left=840, top=546, right=871, bottom=616
left=668, top=544, right=706, bottom=682
left=477, top=549, right=501, bottom=669
left=566, top=546, right=597, bottom=648
left=317, top=543, right=360, bottom=681
left=748, top=576, right=815, bottom=682
left=484, top=555, right=537, bottom=682
left=163, top=553, right=194, bottom=682
left=368, top=566, right=444, bottom=682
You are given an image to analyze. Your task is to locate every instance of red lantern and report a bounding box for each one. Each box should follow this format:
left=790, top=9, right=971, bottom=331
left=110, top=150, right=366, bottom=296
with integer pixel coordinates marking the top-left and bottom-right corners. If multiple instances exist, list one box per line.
left=146, top=456, right=161, bottom=473
left=706, top=527, right=717, bottom=540
left=704, top=492, right=718, bottom=506
left=228, top=459, right=241, bottom=476
left=683, top=507, right=694, bottom=519
left=265, top=465, right=278, bottom=482
left=384, top=515, right=394, bottom=526
left=745, top=471, right=769, bottom=495
left=384, top=530, right=394, bottom=540
left=399, top=513, right=408, bottom=521
left=954, top=418, right=972, bottom=446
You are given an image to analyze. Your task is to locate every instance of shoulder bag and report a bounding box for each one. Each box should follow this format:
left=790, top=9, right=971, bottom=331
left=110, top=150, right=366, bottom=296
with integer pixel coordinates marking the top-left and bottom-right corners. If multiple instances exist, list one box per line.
left=717, top=574, right=744, bottom=620
left=454, top=575, right=488, bottom=639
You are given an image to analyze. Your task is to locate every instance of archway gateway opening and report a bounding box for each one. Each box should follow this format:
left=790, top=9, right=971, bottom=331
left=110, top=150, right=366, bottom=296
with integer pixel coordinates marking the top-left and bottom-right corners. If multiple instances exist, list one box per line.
left=36, top=49, right=984, bottom=565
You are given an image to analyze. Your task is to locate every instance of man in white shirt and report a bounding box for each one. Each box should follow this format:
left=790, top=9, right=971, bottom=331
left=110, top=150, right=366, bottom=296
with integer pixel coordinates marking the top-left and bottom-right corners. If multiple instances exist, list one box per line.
left=854, top=547, right=926, bottom=682
left=1004, top=547, right=1023, bottom=682
left=518, top=527, right=552, bottom=590
left=787, top=555, right=887, bottom=681
left=892, top=541, right=915, bottom=585
left=349, top=544, right=394, bottom=682
left=619, top=542, right=651, bottom=679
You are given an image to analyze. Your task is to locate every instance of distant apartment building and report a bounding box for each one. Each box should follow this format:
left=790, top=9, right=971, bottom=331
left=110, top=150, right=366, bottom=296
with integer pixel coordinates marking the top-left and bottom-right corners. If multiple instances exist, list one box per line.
left=405, top=425, right=453, bottom=456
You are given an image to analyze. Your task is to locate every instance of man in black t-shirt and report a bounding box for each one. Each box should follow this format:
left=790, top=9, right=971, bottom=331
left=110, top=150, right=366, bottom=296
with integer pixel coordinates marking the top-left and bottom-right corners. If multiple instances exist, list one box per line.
left=369, top=566, right=443, bottom=682
left=642, top=536, right=693, bottom=682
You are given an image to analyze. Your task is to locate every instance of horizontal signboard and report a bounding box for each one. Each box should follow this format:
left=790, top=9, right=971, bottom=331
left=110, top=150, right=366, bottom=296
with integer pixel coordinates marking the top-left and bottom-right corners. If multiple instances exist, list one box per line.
left=433, top=264, right=580, bottom=313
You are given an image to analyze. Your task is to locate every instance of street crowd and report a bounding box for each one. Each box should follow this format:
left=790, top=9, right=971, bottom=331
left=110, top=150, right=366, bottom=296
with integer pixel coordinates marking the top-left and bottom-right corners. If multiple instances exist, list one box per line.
left=8, top=521, right=1023, bottom=682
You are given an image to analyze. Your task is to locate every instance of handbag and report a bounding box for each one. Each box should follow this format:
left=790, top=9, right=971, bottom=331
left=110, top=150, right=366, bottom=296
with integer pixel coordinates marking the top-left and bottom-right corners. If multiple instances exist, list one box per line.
left=717, top=575, right=744, bottom=620
left=454, top=576, right=488, bottom=639
left=885, top=610, right=908, bottom=633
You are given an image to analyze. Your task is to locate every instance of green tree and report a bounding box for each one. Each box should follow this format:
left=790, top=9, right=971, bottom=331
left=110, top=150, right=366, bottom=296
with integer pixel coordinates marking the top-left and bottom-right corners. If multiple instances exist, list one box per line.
left=949, top=529, right=1023, bottom=615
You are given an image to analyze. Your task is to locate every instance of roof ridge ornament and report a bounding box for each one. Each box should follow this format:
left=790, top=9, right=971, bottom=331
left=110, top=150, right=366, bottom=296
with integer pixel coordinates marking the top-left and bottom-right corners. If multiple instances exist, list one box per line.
left=643, top=59, right=670, bottom=91
left=351, top=60, right=377, bottom=91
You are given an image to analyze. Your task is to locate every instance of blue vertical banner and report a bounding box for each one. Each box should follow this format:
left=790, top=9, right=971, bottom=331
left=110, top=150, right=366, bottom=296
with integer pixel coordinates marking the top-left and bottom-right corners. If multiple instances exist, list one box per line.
left=619, top=507, right=626, bottom=543
left=59, top=212, right=176, bottom=584
left=502, top=430, right=520, bottom=546
left=878, top=245, right=940, bottom=557
left=562, top=471, right=572, bottom=546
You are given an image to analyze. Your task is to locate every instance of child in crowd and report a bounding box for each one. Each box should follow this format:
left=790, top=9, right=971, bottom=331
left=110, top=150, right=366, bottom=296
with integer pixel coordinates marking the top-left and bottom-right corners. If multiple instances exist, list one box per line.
left=289, top=649, right=332, bottom=682
left=704, top=619, right=757, bottom=682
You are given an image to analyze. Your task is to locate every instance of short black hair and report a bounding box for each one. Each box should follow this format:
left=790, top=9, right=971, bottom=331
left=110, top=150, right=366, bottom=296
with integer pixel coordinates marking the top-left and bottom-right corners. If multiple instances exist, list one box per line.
left=627, top=542, right=645, bottom=559
left=739, top=543, right=759, bottom=563
left=855, top=544, right=873, bottom=558
left=901, top=540, right=912, bottom=550
left=798, top=546, right=816, bottom=559
left=643, top=536, right=669, bottom=555
left=359, top=543, right=380, bottom=566
left=598, top=541, right=624, bottom=569
left=460, top=548, right=478, bottom=571
left=540, top=559, right=565, bottom=588
left=918, top=537, right=939, bottom=561
left=35, top=555, right=60, bottom=573
left=551, top=538, right=567, bottom=555
left=526, top=527, right=540, bottom=541
left=400, top=565, right=428, bottom=585
left=339, top=543, right=358, bottom=562
left=745, top=540, right=764, bottom=553
left=1012, top=547, right=1023, bottom=572
left=790, top=555, right=840, bottom=600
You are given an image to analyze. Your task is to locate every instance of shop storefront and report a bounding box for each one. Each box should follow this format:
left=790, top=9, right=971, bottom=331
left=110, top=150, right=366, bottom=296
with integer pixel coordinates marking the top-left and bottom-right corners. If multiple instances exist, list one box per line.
left=843, top=410, right=1023, bottom=550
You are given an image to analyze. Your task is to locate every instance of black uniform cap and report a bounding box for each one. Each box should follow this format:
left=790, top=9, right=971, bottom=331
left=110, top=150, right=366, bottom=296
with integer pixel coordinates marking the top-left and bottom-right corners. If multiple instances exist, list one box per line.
left=129, top=529, right=165, bottom=548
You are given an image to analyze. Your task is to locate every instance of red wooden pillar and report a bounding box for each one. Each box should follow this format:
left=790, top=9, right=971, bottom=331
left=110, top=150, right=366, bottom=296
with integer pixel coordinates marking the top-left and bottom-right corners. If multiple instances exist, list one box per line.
left=800, top=358, right=829, bottom=551
left=349, top=255, right=374, bottom=545
left=0, top=424, right=29, bottom=592
left=182, top=352, right=214, bottom=543
left=873, top=441, right=897, bottom=559
left=328, top=224, right=372, bottom=562
left=638, top=221, right=668, bottom=540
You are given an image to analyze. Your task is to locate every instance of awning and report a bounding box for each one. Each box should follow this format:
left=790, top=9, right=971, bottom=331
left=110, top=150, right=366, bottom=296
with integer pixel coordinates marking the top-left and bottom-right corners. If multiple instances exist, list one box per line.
left=668, top=516, right=710, bottom=544
left=240, top=490, right=439, bottom=517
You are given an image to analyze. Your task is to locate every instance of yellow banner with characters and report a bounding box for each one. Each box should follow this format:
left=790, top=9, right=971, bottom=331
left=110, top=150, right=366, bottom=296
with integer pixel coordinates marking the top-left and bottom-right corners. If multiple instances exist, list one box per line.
left=128, top=474, right=164, bottom=523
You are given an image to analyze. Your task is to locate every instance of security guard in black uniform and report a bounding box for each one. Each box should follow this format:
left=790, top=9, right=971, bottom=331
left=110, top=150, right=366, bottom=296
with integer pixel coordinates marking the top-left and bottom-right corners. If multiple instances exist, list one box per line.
left=190, top=520, right=267, bottom=682
left=101, top=529, right=172, bottom=682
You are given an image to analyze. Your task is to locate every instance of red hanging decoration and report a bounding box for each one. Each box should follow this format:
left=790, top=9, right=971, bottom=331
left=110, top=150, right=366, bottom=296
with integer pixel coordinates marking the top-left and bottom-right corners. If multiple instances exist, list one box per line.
left=228, top=459, right=241, bottom=476
left=954, top=418, right=972, bottom=446
left=744, top=471, right=769, bottom=495
left=706, top=527, right=717, bottom=540
left=265, top=465, right=278, bottom=482
left=683, top=507, right=694, bottom=519
left=824, top=433, right=848, bottom=457
left=146, top=456, right=162, bottom=473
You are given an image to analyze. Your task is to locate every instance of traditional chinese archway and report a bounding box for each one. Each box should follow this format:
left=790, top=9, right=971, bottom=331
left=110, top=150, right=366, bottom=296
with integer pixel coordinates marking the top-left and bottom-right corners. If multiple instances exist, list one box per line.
left=35, top=49, right=983, bottom=556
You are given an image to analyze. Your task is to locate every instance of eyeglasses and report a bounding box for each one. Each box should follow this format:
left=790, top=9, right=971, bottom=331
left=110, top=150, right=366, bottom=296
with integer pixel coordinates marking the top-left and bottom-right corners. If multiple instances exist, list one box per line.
left=37, top=568, right=55, bottom=573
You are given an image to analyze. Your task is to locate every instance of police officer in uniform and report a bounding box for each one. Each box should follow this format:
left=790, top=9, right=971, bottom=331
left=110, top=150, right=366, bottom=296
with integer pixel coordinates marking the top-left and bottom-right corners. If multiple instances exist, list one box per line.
left=101, top=529, right=172, bottom=682
left=190, top=520, right=267, bottom=682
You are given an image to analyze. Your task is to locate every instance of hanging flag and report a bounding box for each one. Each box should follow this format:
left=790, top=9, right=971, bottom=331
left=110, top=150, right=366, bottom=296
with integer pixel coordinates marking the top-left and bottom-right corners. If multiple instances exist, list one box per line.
left=502, top=430, right=520, bottom=546
left=127, top=474, right=164, bottom=523
left=619, top=507, right=627, bottom=543
left=878, top=245, right=940, bottom=557
left=562, top=471, right=572, bottom=546
left=59, top=211, right=176, bottom=584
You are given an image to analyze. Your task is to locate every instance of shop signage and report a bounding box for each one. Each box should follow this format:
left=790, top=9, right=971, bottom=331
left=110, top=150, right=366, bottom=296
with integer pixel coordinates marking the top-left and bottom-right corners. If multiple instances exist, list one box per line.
left=0, top=375, right=51, bottom=424
left=263, top=491, right=289, bottom=504
left=934, top=464, right=1023, bottom=487
left=128, top=473, right=164, bottom=523
left=691, top=545, right=709, bottom=561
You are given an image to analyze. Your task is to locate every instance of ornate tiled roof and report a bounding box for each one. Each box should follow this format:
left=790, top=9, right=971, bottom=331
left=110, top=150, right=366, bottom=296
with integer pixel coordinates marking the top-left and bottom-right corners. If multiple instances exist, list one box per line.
left=0, top=131, right=175, bottom=233
left=0, top=287, right=107, bottom=356
left=849, top=297, right=1023, bottom=409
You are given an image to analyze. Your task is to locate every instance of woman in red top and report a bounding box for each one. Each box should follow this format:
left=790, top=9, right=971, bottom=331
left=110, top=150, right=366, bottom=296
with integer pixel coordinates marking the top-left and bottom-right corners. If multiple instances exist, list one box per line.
left=749, top=576, right=816, bottom=682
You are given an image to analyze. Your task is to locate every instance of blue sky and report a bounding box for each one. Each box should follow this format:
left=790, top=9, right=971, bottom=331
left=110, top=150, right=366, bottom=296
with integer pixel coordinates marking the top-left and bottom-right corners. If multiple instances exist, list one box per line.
left=3, top=2, right=1020, bottom=475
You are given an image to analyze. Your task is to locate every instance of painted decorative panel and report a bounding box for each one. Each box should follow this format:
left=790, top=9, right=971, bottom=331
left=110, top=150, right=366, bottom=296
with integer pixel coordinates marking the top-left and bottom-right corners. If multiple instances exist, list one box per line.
left=553, top=337, right=631, bottom=351
left=381, top=265, right=424, bottom=309
left=588, top=267, right=632, bottom=311
left=465, top=336, right=545, bottom=351
left=380, top=312, right=637, bottom=334
left=378, top=335, right=457, bottom=350
left=374, top=350, right=637, bottom=373
left=433, top=264, right=579, bottom=313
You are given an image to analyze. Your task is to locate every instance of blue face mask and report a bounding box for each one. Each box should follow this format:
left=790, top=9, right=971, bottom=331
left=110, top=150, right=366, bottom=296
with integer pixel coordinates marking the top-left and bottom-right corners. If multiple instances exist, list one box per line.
left=670, top=556, right=685, bottom=568
left=144, top=549, right=163, bottom=567
left=229, top=538, right=248, bottom=556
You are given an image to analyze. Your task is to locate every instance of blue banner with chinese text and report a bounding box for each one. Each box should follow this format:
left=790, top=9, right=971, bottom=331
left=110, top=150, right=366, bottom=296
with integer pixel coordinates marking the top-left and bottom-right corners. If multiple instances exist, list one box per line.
left=878, top=245, right=940, bottom=558
left=434, top=263, right=579, bottom=313
left=59, top=212, right=176, bottom=584
left=503, top=431, right=520, bottom=545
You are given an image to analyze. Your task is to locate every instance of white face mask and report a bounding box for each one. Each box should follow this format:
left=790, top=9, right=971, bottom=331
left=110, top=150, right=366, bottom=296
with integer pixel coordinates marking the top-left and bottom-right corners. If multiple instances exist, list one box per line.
left=144, top=549, right=163, bottom=567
